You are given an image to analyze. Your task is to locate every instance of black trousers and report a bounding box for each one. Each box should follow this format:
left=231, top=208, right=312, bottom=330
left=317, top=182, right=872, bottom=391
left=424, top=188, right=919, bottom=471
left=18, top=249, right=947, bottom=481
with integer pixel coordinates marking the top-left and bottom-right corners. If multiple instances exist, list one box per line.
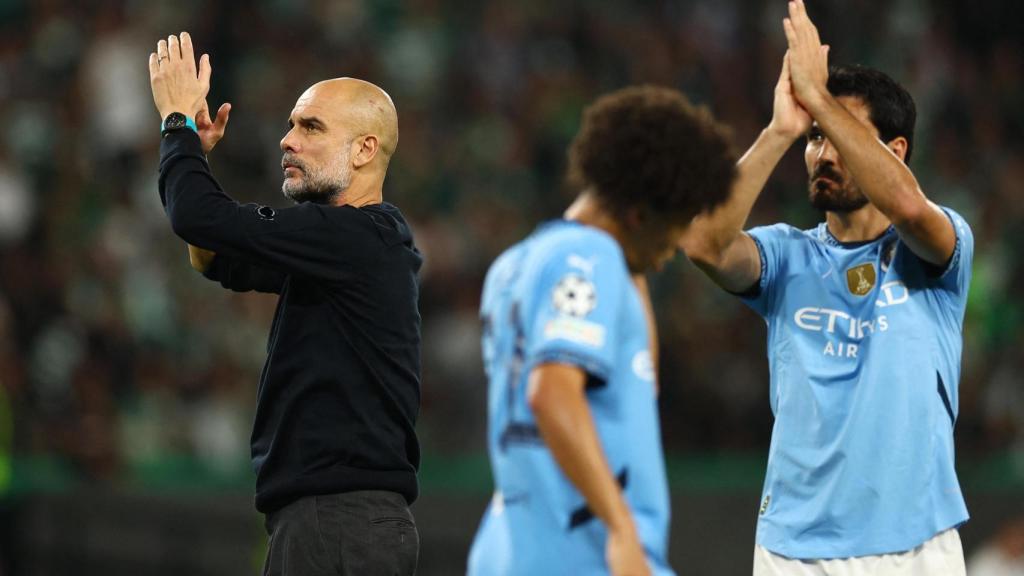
left=262, top=491, right=419, bottom=576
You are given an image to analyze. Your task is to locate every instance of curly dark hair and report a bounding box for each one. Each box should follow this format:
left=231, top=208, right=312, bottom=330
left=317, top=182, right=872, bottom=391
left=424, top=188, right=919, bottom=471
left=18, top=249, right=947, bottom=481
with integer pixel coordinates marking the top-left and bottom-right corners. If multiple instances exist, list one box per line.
left=567, top=85, right=736, bottom=224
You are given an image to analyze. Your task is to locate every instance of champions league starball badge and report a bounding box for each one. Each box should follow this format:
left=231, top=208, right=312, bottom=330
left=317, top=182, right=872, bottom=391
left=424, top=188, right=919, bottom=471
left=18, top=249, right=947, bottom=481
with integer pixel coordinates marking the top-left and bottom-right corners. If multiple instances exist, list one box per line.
left=552, top=274, right=597, bottom=317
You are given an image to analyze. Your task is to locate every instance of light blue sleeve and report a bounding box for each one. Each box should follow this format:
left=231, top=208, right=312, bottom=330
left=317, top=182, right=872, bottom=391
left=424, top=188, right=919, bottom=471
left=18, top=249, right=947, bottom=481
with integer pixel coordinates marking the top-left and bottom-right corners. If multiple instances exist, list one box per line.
left=522, top=236, right=627, bottom=383
left=739, top=224, right=794, bottom=318
left=933, top=207, right=974, bottom=296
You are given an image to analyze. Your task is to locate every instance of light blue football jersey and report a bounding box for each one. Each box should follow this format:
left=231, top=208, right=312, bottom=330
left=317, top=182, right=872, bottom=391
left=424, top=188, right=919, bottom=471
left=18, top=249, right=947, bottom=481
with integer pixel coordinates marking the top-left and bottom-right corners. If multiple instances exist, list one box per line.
left=742, top=207, right=972, bottom=559
left=467, top=220, right=674, bottom=576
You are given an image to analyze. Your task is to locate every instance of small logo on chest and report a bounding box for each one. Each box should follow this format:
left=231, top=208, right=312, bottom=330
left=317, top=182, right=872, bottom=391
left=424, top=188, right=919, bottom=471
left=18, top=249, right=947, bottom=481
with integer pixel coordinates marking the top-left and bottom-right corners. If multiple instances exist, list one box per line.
left=846, top=263, right=876, bottom=296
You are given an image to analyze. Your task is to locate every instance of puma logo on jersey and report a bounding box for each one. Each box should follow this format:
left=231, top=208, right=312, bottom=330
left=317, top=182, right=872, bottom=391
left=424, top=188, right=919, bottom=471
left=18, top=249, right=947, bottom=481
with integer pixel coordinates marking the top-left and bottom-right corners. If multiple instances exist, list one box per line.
left=566, top=254, right=597, bottom=275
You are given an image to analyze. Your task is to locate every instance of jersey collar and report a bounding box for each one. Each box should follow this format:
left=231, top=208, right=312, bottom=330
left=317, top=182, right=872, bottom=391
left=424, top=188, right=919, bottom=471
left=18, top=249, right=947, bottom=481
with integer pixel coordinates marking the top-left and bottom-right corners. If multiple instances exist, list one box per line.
left=818, top=222, right=896, bottom=248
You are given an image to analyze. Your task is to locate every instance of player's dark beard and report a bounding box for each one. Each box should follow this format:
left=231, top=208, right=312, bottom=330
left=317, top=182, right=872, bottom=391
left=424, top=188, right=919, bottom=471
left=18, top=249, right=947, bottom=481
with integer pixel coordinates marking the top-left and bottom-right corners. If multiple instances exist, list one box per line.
left=808, top=164, right=869, bottom=212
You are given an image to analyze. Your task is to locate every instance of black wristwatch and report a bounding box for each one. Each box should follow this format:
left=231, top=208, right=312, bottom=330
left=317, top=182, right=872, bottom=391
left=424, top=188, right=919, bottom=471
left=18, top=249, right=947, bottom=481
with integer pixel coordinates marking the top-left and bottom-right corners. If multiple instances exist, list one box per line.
left=161, top=112, right=197, bottom=136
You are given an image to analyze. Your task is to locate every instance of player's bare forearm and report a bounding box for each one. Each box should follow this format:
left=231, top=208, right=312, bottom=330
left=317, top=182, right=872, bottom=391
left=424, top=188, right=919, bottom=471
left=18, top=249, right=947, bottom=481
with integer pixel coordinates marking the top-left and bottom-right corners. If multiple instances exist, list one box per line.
left=188, top=243, right=215, bottom=273
left=527, top=364, right=638, bottom=536
left=682, top=51, right=808, bottom=292
left=681, top=128, right=791, bottom=292
left=684, top=127, right=791, bottom=256
left=804, top=96, right=955, bottom=264
left=528, top=363, right=649, bottom=575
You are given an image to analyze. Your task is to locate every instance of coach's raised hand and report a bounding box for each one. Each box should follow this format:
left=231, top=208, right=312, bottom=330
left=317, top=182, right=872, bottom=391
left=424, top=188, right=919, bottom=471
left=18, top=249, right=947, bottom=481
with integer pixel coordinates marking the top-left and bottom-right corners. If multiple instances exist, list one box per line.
left=782, top=0, right=830, bottom=113
left=195, top=99, right=232, bottom=154
left=148, top=32, right=210, bottom=125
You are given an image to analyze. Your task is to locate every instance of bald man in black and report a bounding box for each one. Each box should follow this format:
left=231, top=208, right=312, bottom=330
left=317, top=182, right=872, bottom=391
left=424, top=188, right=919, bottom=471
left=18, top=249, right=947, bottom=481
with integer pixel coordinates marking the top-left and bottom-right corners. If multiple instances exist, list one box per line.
left=150, top=32, right=420, bottom=575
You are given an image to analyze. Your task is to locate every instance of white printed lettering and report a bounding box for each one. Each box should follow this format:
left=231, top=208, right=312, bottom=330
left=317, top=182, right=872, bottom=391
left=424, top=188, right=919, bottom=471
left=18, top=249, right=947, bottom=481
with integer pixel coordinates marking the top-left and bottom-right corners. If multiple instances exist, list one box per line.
left=876, top=281, right=909, bottom=307
left=822, top=340, right=860, bottom=358
left=857, top=319, right=874, bottom=339
left=795, top=304, right=893, bottom=356
left=821, top=309, right=851, bottom=334
left=543, top=317, right=606, bottom=347
left=795, top=307, right=824, bottom=331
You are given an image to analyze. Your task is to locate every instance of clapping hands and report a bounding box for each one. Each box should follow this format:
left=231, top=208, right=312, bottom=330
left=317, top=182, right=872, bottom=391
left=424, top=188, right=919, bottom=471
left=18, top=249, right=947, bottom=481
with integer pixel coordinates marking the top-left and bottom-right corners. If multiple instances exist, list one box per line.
left=149, top=32, right=231, bottom=153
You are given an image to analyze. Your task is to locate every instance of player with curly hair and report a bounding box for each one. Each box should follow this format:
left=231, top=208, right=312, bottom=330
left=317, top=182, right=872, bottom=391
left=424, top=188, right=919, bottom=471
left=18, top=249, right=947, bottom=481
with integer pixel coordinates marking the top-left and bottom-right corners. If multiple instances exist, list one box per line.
left=467, top=85, right=736, bottom=576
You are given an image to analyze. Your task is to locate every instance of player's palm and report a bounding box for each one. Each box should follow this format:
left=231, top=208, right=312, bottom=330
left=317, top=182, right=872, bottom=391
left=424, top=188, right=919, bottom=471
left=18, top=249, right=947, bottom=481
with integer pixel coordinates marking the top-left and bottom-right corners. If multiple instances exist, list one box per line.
left=769, top=52, right=812, bottom=139
left=196, top=100, right=231, bottom=154
left=783, top=0, right=830, bottom=108
left=607, top=531, right=651, bottom=576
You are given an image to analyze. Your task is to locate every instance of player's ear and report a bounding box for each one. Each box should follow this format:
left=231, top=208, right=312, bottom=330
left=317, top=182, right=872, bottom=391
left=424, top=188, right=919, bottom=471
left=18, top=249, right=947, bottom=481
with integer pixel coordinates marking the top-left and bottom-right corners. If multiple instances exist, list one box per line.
left=623, top=206, right=647, bottom=231
left=887, top=136, right=908, bottom=163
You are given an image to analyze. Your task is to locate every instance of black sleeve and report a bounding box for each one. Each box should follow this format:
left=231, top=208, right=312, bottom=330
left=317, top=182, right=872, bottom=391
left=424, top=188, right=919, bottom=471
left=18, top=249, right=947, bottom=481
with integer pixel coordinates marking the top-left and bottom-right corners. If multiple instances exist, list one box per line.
left=202, top=254, right=287, bottom=294
left=157, top=130, right=369, bottom=281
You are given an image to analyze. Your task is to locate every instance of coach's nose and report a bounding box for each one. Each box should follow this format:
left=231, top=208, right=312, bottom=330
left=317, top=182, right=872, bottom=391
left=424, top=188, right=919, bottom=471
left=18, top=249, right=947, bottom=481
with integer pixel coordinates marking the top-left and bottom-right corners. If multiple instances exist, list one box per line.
left=280, top=128, right=300, bottom=153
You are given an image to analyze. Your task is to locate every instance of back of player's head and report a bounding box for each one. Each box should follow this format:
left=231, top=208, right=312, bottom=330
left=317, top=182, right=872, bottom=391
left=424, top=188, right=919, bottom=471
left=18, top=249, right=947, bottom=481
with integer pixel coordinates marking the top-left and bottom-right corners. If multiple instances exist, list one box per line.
left=827, top=64, right=916, bottom=164
left=567, top=85, right=736, bottom=226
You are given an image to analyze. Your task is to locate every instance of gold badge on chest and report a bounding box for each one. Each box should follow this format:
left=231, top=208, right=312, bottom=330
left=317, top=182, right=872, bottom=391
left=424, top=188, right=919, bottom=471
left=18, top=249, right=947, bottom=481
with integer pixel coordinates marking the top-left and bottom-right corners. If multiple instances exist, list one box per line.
left=846, top=262, right=876, bottom=296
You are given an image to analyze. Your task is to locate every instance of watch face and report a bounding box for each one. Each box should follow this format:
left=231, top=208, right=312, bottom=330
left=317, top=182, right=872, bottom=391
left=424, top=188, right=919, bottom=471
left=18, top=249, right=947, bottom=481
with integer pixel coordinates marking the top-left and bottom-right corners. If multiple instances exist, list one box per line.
left=163, top=112, right=187, bottom=132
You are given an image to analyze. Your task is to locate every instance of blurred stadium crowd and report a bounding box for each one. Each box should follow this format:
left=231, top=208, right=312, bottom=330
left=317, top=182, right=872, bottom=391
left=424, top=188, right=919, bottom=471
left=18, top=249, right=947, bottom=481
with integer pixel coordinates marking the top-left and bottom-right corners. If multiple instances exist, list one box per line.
left=0, top=0, right=1021, bottom=488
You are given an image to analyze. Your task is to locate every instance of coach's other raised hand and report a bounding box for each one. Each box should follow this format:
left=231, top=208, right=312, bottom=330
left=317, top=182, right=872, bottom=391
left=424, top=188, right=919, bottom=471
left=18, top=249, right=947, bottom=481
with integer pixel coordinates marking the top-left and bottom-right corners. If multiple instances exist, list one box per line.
left=196, top=99, right=231, bottom=154
left=782, top=0, right=830, bottom=114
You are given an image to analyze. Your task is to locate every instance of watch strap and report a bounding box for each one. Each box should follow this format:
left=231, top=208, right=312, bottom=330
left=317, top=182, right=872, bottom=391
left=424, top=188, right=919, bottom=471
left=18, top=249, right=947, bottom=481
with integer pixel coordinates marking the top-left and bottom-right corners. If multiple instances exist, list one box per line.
left=161, top=113, right=198, bottom=136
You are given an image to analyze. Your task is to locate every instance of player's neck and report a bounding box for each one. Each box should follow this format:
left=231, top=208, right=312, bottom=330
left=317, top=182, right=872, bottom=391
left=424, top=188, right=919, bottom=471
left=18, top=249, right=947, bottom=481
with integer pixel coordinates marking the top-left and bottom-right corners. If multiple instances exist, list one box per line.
left=564, top=191, right=624, bottom=242
left=825, top=204, right=891, bottom=243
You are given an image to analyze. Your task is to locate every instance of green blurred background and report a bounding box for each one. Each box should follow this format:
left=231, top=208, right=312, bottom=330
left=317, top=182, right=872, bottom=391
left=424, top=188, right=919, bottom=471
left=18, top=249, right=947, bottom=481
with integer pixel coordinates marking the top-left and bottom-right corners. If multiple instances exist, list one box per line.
left=0, top=0, right=1021, bottom=573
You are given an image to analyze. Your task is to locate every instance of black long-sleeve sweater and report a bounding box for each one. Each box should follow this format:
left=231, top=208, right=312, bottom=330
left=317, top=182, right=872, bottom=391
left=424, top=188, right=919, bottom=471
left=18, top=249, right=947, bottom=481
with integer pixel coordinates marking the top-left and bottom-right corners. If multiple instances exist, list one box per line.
left=158, top=130, right=422, bottom=512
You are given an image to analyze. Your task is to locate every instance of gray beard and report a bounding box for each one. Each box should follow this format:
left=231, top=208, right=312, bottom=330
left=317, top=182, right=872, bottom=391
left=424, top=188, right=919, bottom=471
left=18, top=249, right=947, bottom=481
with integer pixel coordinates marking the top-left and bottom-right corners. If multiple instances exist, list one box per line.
left=282, top=167, right=352, bottom=205
left=281, top=147, right=353, bottom=205
left=284, top=181, right=343, bottom=205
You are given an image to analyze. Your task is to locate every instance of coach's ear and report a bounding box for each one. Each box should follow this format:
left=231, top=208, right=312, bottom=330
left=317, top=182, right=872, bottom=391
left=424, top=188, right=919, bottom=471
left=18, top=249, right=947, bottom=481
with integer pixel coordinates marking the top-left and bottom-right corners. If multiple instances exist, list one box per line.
left=351, top=134, right=380, bottom=168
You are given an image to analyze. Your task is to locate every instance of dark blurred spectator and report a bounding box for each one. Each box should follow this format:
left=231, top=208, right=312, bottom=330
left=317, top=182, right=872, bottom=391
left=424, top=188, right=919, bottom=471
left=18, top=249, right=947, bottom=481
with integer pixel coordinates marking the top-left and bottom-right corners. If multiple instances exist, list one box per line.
left=967, top=516, right=1024, bottom=576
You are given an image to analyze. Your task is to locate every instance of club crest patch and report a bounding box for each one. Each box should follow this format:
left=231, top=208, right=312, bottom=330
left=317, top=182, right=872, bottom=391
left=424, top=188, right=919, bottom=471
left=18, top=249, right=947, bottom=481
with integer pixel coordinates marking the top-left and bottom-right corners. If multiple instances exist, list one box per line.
left=846, top=262, right=876, bottom=296
left=552, top=274, right=597, bottom=317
